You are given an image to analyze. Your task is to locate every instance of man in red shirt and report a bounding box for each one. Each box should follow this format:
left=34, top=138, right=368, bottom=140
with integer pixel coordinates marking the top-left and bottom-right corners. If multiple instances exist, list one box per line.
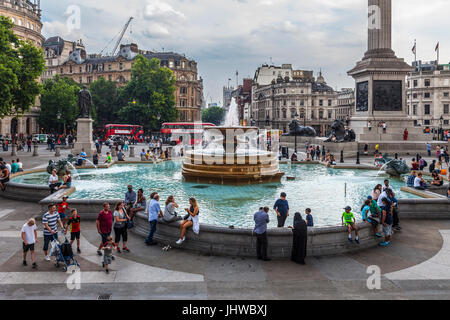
left=96, top=202, right=113, bottom=256
left=64, top=209, right=81, bottom=253
left=57, top=196, right=70, bottom=223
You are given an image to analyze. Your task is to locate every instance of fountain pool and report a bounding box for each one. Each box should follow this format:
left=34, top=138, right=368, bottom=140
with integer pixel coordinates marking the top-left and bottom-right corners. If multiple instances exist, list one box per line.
left=12, top=161, right=420, bottom=228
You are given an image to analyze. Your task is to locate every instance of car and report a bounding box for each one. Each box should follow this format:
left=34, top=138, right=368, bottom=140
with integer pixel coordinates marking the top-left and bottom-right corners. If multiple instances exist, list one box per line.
left=32, top=134, right=48, bottom=144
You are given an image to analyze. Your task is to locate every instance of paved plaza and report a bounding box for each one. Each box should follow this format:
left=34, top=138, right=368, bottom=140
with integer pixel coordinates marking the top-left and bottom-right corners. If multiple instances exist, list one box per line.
left=1, top=146, right=450, bottom=300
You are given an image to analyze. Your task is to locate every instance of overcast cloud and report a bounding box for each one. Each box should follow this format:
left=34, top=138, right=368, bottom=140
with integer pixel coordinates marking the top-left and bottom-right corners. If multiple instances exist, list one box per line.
left=41, top=0, right=450, bottom=104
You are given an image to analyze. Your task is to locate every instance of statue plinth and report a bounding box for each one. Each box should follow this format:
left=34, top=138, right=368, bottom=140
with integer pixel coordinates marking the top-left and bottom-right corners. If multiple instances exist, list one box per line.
left=72, top=118, right=96, bottom=157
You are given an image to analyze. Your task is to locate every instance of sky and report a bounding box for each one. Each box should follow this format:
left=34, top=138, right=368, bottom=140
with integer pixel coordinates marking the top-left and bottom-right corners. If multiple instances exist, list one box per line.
left=40, top=0, right=450, bottom=105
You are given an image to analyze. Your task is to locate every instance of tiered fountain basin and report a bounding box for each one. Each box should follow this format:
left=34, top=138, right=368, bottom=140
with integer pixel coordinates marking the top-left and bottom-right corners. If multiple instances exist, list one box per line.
left=182, top=126, right=284, bottom=185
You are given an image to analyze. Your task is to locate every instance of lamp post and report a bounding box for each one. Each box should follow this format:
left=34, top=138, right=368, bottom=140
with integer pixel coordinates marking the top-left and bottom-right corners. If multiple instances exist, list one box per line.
left=56, top=111, right=61, bottom=135
left=440, top=115, right=444, bottom=141
left=294, top=112, right=299, bottom=153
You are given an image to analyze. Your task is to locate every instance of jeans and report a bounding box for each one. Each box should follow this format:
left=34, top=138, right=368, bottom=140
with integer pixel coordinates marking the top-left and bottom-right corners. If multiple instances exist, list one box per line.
left=277, top=215, right=287, bottom=228
left=145, top=220, right=157, bottom=244
left=256, top=232, right=268, bottom=259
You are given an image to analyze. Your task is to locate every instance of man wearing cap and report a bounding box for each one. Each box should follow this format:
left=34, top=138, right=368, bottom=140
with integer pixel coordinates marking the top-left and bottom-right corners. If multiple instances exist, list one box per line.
left=341, top=206, right=359, bottom=244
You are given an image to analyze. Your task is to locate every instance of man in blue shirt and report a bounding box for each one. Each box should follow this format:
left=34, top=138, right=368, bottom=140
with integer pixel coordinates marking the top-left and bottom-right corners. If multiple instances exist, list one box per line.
left=145, top=193, right=163, bottom=245
left=254, top=207, right=270, bottom=261
left=273, top=192, right=289, bottom=227
left=124, top=184, right=137, bottom=214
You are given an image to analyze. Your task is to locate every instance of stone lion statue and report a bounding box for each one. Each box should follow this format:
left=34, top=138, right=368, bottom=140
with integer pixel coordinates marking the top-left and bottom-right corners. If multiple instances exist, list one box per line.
left=288, top=120, right=317, bottom=137
left=325, top=120, right=356, bottom=143
left=46, top=154, right=77, bottom=176
left=382, top=154, right=411, bottom=177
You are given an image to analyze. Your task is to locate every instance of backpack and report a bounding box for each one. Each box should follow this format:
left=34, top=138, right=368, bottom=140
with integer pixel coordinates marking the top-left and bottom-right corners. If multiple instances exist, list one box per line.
left=423, top=160, right=428, bottom=167
left=61, top=240, right=73, bottom=257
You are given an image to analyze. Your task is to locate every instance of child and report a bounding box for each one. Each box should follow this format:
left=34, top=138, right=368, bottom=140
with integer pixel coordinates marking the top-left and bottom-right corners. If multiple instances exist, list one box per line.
left=341, top=206, right=359, bottom=244
left=21, top=218, right=38, bottom=268
left=305, top=208, right=314, bottom=227
left=57, top=196, right=70, bottom=224
left=101, top=236, right=117, bottom=274
left=361, top=200, right=381, bottom=238
left=64, top=209, right=81, bottom=253
left=105, top=152, right=112, bottom=164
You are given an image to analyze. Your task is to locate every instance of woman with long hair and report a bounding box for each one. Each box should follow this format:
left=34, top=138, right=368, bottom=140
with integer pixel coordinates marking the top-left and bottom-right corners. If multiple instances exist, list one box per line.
left=113, top=201, right=130, bottom=253
left=58, top=171, right=72, bottom=190
left=163, top=195, right=181, bottom=222
left=372, top=184, right=382, bottom=201
left=176, top=198, right=199, bottom=245
left=129, top=189, right=146, bottom=220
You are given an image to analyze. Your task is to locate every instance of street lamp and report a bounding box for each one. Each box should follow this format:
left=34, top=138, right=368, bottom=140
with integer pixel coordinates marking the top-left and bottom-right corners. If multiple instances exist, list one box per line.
left=294, top=112, right=299, bottom=153
left=56, top=111, right=61, bottom=135
left=440, top=115, right=444, bottom=141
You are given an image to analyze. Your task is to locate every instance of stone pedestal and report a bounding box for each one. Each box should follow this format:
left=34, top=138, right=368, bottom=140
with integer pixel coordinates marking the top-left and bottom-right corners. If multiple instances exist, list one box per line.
left=55, top=145, right=61, bottom=157
left=72, top=118, right=96, bottom=157
left=129, top=146, right=135, bottom=158
left=32, top=144, right=39, bottom=157
left=11, top=144, right=17, bottom=156
left=348, top=0, right=415, bottom=142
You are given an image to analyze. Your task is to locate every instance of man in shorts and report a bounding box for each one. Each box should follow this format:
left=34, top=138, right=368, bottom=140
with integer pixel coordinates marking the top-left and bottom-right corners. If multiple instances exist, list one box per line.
left=341, top=206, right=359, bottom=244
left=21, top=218, right=38, bottom=268
left=57, top=196, right=70, bottom=224
left=65, top=209, right=81, bottom=253
left=379, top=198, right=393, bottom=247
left=42, top=204, right=64, bottom=261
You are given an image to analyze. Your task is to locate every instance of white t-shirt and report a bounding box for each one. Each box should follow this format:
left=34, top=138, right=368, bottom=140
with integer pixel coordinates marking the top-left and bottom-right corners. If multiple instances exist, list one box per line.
left=414, top=177, right=422, bottom=188
left=21, top=223, right=37, bottom=244
left=377, top=191, right=388, bottom=207
left=49, top=174, right=58, bottom=184
left=17, top=162, right=23, bottom=169
left=5, top=164, right=11, bottom=172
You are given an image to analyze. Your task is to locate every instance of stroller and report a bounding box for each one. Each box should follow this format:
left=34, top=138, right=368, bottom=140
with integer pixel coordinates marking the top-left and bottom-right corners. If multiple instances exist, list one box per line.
left=49, top=235, right=80, bottom=272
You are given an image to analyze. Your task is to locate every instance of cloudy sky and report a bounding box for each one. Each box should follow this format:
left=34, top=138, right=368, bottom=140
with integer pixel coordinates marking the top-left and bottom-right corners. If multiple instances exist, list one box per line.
left=41, top=0, right=450, bottom=104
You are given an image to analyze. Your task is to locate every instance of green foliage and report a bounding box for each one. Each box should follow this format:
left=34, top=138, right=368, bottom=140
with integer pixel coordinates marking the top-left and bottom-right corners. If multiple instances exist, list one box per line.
left=118, top=55, right=178, bottom=131
left=38, top=76, right=81, bottom=133
left=0, top=16, right=45, bottom=118
left=90, top=77, right=119, bottom=126
left=202, top=106, right=225, bottom=125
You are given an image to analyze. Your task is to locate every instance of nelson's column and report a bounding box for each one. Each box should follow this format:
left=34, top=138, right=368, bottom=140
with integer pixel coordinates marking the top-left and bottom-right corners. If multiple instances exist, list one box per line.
left=348, top=0, right=417, bottom=141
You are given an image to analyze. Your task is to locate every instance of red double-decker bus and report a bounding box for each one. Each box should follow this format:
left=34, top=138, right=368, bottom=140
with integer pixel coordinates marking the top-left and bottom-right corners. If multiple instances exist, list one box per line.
left=161, top=122, right=215, bottom=145
left=103, top=124, right=144, bottom=142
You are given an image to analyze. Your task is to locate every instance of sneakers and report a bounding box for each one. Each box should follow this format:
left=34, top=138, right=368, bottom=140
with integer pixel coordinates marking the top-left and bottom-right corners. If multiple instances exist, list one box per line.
left=355, top=239, right=360, bottom=244
left=375, top=233, right=382, bottom=238
left=348, top=238, right=353, bottom=243
left=111, top=255, right=115, bottom=260
left=176, top=238, right=184, bottom=245
left=122, top=247, right=130, bottom=253
left=116, top=247, right=121, bottom=253
left=77, top=247, right=81, bottom=254
left=379, top=241, right=391, bottom=247
left=44, top=255, right=51, bottom=261
left=32, top=262, right=37, bottom=269
left=97, top=250, right=102, bottom=256
left=102, top=262, right=105, bottom=268
left=105, top=269, right=109, bottom=274
left=22, top=260, right=27, bottom=266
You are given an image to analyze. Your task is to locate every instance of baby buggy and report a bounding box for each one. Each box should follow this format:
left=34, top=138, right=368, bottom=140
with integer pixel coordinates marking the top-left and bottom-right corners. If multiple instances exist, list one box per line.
left=49, top=235, right=80, bottom=272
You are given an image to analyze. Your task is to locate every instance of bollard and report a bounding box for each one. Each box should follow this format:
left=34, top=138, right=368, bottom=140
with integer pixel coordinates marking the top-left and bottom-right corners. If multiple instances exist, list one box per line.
left=129, top=146, right=135, bottom=158
left=11, top=144, right=17, bottom=156
left=111, top=147, right=117, bottom=157
left=32, top=144, right=39, bottom=157
left=356, top=151, right=360, bottom=165
left=395, top=153, right=398, bottom=160
left=340, top=150, right=344, bottom=163
left=55, top=145, right=61, bottom=157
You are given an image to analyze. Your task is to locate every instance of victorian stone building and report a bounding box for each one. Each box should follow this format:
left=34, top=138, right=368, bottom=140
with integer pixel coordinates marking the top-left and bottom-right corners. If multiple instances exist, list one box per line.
left=54, top=42, right=204, bottom=122
left=251, top=65, right=338, bottom=135
left=0, top=0, right=44, bottom=136
left=336, top=89, right=355, bottom=122
left=406, top=60, right=450, bottom=129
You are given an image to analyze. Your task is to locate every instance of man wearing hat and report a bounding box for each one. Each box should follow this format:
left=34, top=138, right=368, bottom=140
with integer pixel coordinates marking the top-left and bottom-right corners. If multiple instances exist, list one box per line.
left=341, top=206, right=359, bottom=244
left=57, top=196, right=71, bottom=224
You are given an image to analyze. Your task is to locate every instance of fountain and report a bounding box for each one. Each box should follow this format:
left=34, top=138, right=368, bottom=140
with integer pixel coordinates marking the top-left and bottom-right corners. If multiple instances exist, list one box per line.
left=47, top=155, right=78, bottom=176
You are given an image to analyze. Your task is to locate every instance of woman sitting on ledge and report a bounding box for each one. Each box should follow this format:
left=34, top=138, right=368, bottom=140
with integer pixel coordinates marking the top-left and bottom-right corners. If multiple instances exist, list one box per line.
left=163, top=195, right=182, bottom=223
left=176, top=198, right=199, bottom=245
left=431, top=171, right=444, bottom=187
left=58, top=171, right=72, bottom=190
left=414, top=172, right=429, bottom=190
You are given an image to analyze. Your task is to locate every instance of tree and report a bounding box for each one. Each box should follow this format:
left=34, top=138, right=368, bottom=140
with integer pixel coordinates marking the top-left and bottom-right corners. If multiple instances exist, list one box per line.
left=90, top=77, right=120, bottom=127
left=118, top=55, right=178, bottom=131
left=0, top=16, right=45, bottom=118
left=38, top=76, right=81, bottom=133
left=202, top=106, right=225, bottom=125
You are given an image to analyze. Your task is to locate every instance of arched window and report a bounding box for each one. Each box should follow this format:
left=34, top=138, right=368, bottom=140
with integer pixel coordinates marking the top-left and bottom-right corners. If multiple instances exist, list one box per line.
left=27, top=22, right=30, bottom=29
left=282, top=109, right=287, bottom=119
left=18, top=19, right=22, bottom=26
left=10, top=17, right=16, bottom=24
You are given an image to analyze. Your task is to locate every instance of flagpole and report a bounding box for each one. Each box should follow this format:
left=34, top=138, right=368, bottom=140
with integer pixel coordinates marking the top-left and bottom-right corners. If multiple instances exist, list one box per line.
left=437, top=42, right=440, bottom=65
left=414, top=39, right=417, bottom=63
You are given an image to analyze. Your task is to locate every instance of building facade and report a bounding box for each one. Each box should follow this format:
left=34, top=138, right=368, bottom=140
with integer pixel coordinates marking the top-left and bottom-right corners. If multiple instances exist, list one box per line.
left=251, top=65, right=338, bottom=135
left=0, top=0, right=44, bottom=136
left=406, top=60, right=450, bottom=129
left=223, top=86, right=234, bottom=111
left=336, top=89, right=355, bottom=121
left=232, top=78, right=252, bottom=126
left=54, top=42, right=203, bottom=122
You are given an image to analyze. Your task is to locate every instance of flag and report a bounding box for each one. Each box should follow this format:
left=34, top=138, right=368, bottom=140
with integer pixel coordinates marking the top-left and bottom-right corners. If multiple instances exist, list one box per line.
left=412, top=42, right=416, bottom=54
left=435, top=42, right=440, bottom=52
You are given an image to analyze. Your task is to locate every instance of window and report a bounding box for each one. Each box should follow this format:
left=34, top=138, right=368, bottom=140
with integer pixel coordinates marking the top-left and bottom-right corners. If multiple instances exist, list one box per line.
left=413, top=105, right=417, bottom=115
left=311, top=100, right=314, bottom=106
left=119, top=62, right=123, bottom=70
left=424, top=104, right=430, bottom=115
left=413, top=80, right=418, bottom=87
left=328, top=111, right=332, bottom=119
left=27, top=22, right=30, bottom=29
left=328, top=100, right=332, bottom=107
left=79, top=77, right=82, bottom=84
left=108, top=75, right=112, bottom=81
left=407, top=81, right=410, bottom=88
left=60, top=68, right=63, bottom=74
left=413, top=93, right=417, bottom=99
left=300, top=99, right=304, bottom=106
left=319, top=100, right=323, bottom=107
left=444, top=104, right=449, bottom=114
left=445, top=120, right=449, bottom=125
left=88, top=76, right=92, bottom=84
left=311, top=111, right=315, bottom=119
left=424, top=92, right=431, bottom=98
left=69, top=66, right=72, bottom=73
left=191, top=98, right=194, bottom=107
left=169, top=61, right=174, bottom=68
left=108, top=64, right=112, bottom=71
left=18, top=19, right=22, bottom=26
left=282, top=109, right=287, bottom=119
left=424, top=120, right=430, bottom=125
left=444, top=92, right=449, bottom=98
left=425, top=79, right=431, bottom=87
left=291, top=100, right=295, bottom=106
left=10, top=17, right=15, bottom=24
left=79, top=67, right=82, bottom=73
left=283, top=100, right=287, bottom=106
left=319, top=111, right=324, bottom=119
left=180, top=87, right=187, bottom=95
left=283, top=89, right=286, bottom=94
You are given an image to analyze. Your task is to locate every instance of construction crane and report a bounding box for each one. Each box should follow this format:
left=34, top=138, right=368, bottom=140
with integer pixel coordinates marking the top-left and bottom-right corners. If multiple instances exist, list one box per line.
left=100, top=17, right=134, bottom=56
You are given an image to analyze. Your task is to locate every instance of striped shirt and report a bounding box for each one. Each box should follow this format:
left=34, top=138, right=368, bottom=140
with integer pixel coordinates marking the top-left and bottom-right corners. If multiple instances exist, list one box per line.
left=42, top=212, right=61, bottom=236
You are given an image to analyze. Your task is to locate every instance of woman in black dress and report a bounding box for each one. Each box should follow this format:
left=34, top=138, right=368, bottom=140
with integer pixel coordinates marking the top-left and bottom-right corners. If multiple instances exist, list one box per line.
left=290, top=212, right=308, bottom=264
